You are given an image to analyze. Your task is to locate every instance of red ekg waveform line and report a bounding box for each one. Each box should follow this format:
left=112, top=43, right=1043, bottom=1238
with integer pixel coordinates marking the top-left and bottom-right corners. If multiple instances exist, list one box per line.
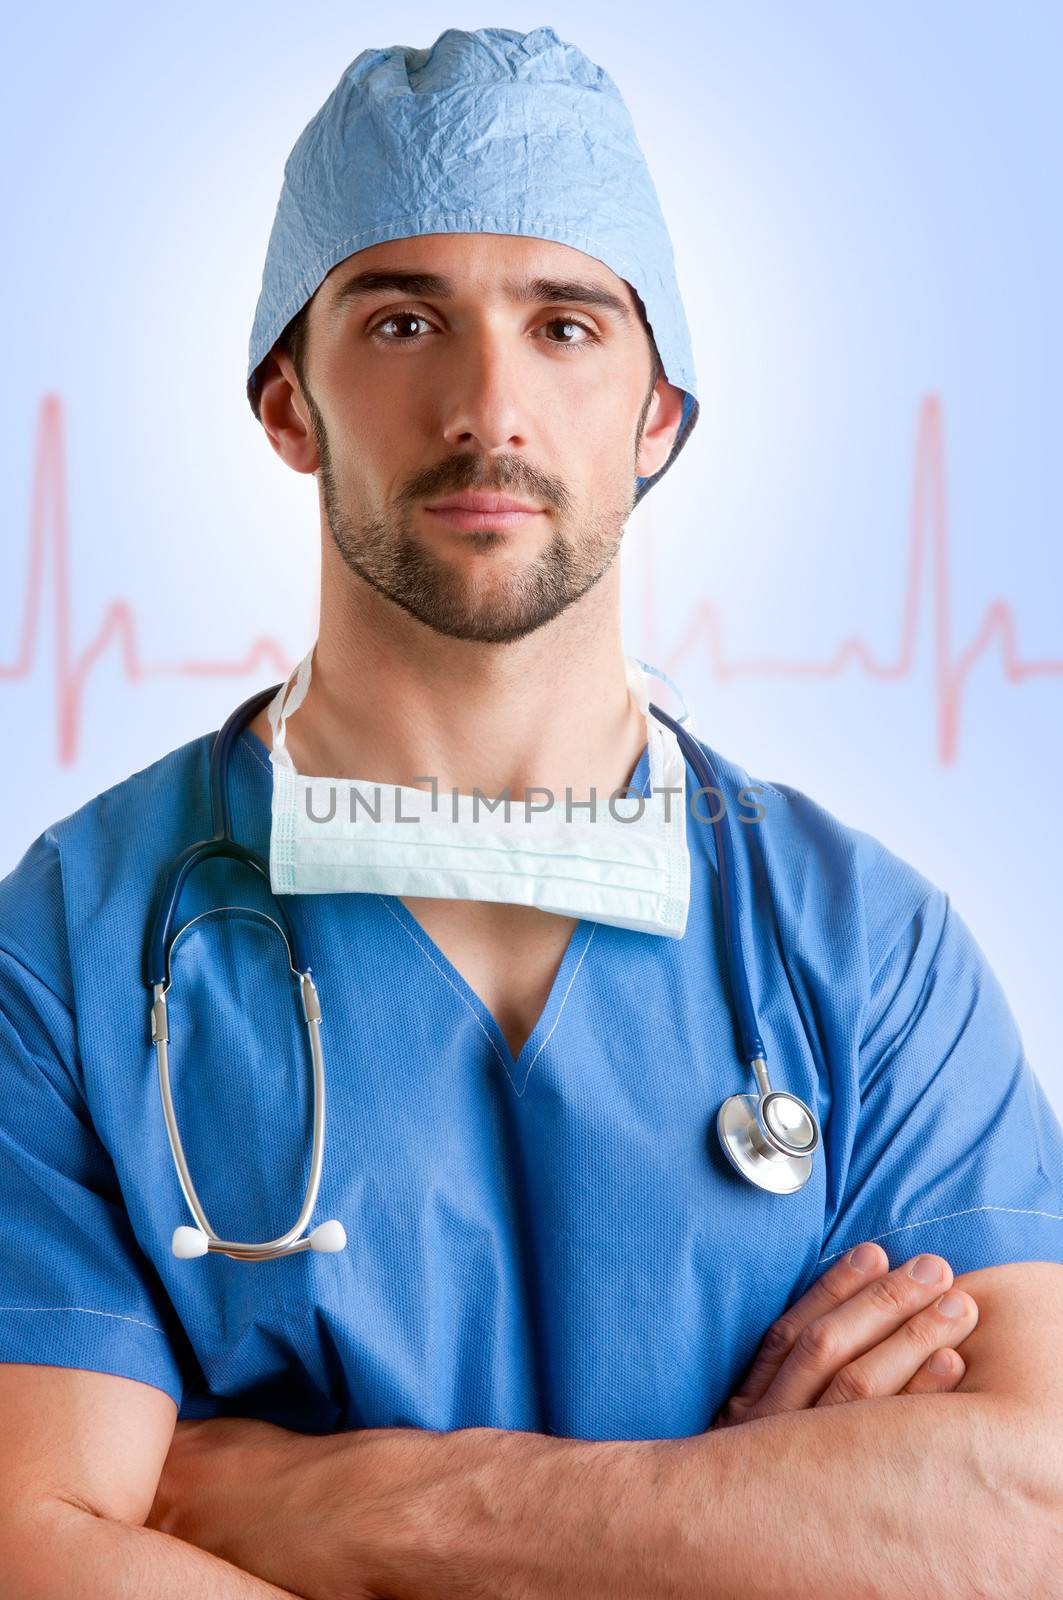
left=641, top=392, right=1063, bottom=765
left=4, top=395, right=297, bottom=765
left=4, top=392, right=1061, bottom=768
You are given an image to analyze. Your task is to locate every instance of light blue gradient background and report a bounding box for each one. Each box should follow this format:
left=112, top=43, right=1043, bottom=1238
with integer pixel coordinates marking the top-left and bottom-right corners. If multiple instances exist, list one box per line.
left=3, top=5, right=1060, bottom=1111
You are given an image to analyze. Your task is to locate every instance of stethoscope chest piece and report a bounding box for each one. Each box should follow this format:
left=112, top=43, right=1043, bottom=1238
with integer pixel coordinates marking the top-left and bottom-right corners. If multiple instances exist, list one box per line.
left=717, top=1089, right=819, bottom=1194
left=647, top=704, right=824, bottom=1203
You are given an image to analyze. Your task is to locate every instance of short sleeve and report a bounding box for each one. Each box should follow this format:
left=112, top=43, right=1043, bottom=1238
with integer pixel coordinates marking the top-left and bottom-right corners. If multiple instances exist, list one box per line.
left=817, top=886, right=1063, bottom=1275
left=0, top=836, right=188, bottom=1407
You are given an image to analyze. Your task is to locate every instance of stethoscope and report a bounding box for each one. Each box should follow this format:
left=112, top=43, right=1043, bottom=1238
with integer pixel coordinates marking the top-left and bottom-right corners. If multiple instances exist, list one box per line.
left=146, top=681, right=821, bottom=1263
left=651, top=700, right=823, bottom=1197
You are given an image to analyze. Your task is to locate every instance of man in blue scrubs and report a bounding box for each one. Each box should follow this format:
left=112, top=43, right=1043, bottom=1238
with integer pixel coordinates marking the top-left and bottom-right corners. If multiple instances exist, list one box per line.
left=1, top=25, right=1061, bottom=1600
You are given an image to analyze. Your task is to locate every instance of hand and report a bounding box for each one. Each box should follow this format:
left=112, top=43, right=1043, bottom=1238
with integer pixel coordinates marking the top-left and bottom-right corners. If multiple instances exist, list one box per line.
left=711, top=1243, right=980, bottom=1429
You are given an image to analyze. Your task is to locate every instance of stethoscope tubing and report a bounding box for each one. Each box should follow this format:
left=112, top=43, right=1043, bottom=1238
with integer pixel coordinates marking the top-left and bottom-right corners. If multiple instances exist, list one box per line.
left=146, top=682, right=820, bottom=1263
left=646, top=702, right=765, bottom=1068
left=147, top=682, right=336, bottom=1260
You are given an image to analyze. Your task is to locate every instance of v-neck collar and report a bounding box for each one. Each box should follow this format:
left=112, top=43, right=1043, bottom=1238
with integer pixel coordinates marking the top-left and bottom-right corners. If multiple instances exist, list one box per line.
left=382, top=893, right=601, bottom=1093
left=239, top=722, right=652, bottom=1093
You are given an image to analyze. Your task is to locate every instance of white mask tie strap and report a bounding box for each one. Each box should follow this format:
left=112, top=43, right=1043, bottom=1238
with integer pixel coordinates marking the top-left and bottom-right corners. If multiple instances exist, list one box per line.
left=266, top=646, right=314, bottom=771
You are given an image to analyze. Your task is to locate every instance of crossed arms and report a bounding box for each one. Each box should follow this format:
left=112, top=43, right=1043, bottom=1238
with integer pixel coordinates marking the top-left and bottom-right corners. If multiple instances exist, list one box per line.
left=1, top=1257, right=1061, bottom=1600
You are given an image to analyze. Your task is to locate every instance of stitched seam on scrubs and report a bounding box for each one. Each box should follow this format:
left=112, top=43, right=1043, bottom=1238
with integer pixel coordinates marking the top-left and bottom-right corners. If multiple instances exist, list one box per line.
left=500, top=751, right=648, bottom=1091
left=375, top=895, right=514, bottom=1081
left=376, top=894, right=598, bottom=1095
left=514, top=923, right=599, bottom=1096
left=243, top=732, right=271, bottom=773
left=0, top=1306, right=167, bottom=1332
left=818, top=1205, right=1063, bottom=1264
left=246, top=732, right=599, bottom=1082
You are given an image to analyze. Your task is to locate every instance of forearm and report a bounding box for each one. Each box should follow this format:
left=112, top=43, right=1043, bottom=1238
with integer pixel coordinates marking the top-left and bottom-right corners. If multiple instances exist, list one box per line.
left=3, top=1497, right=311, bottom=1600
left=344, top=1395, right=1060, bottom=1600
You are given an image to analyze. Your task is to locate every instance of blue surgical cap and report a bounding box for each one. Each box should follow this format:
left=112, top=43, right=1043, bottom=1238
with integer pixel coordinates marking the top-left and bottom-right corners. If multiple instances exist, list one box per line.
left=246, top=25, right=700, bottom=505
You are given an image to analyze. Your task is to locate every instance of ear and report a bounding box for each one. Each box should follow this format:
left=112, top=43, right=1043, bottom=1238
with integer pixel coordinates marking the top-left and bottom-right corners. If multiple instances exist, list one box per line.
left=256, top=347, right=320, bottom=476
left=635, top=378, right=688, bottom=482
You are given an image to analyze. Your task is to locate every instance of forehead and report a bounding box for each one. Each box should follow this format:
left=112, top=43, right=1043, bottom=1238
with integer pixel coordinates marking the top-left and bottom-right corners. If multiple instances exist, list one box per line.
left=318, top=232, right=639, bottom=311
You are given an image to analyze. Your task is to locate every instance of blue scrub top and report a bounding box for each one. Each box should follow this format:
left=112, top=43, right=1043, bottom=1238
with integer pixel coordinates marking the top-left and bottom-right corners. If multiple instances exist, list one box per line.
left=0, top=717, right=1061, bottom=1440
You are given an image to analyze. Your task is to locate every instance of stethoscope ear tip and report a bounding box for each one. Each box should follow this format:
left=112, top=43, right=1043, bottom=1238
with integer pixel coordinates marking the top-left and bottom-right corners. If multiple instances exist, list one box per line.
left=172, top=1225, right=210, bottom=1258
left=309, top=1219, right=347, bottom=1253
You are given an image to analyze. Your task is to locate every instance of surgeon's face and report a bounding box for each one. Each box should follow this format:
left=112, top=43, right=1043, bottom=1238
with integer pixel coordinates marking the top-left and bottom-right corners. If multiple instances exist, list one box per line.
left=260, top=232, right=686, bottom=645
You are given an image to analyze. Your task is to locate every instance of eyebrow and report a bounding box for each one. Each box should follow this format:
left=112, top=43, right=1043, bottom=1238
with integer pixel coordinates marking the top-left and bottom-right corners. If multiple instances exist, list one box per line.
left=327, top=268, right=634, bottom=327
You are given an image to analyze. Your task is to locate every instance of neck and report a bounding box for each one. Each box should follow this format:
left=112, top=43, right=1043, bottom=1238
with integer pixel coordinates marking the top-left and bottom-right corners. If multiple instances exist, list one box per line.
left=260, top=567, right=649, bottom=806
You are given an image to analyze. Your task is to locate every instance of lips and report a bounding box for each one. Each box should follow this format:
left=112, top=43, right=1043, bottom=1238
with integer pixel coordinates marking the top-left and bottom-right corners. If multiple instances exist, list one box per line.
left=423, top=493, right=547, bottom=532
left=426, top=494, right=544, bottom=513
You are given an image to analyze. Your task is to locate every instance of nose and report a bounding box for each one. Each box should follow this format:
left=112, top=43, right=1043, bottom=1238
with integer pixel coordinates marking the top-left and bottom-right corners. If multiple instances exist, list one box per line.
left=439, top=325, right=533, bottom=456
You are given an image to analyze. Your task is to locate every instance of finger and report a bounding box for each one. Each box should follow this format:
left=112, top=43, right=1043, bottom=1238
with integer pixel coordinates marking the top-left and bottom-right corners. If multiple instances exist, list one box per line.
left=751, top=1252, right=957, bottom=1416
left=727, top=1240, right=892, bottom=1409
left=814, top=1289, right=979, bottom=1407
left=900, top=1346, right=967, bottom=1396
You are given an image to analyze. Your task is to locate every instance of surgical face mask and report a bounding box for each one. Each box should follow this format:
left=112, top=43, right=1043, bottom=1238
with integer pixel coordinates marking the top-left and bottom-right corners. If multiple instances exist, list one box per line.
left=266, top=647, right=691, bottom=938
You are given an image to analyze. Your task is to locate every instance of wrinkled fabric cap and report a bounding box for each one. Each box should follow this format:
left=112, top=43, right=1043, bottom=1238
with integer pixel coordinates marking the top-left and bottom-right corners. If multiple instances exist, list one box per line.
left=246, top=25, right=699, bottom=505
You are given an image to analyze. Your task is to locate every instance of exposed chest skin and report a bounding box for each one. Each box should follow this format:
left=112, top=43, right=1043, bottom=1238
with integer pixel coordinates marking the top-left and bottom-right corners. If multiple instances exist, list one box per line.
left=400, top=894, right=582, bottom=1062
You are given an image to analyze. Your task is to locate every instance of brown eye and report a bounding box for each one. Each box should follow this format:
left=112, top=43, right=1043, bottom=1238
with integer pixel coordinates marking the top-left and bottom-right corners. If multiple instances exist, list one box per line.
left=544, top=317, right=597, bottom=348
left=370, top=312, right=431, bottom=341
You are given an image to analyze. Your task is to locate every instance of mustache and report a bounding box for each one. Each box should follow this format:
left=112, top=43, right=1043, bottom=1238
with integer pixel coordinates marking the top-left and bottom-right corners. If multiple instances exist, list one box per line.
left=403, top=457, right=568, bottom=511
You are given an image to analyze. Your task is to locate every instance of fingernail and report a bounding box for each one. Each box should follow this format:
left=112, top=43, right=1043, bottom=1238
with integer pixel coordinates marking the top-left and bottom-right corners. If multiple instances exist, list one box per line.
left=849, top=1244, right=880, bottom=1273
left=936, top=1292, right=966, bottom=1318
left=909, top=1255, right=942, bottom=1283
left=929, top=1349, right=955, bottom=1375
